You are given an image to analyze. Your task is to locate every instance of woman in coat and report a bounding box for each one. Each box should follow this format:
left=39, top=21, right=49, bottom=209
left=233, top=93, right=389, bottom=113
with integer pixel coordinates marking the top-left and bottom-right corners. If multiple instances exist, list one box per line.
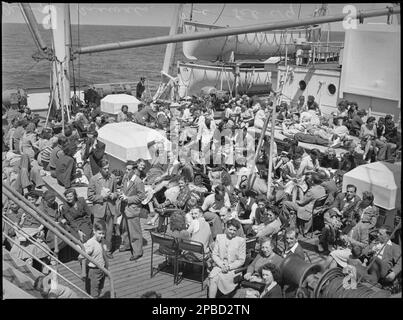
left=60, top=188, right=93, bottom=243
left=208, top=219, right=246, bottom=298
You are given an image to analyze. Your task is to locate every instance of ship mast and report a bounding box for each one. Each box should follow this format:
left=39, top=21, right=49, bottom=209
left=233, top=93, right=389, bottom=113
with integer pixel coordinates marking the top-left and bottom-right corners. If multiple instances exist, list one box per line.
left=162, top=4, right=184, bottom=76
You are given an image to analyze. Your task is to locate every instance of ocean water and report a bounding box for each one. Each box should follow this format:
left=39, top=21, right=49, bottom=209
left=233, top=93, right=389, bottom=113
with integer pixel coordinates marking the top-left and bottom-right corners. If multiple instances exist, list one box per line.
left=2, top=22, right=344, bottom=91
left=2, top=23, right=179, bottom=90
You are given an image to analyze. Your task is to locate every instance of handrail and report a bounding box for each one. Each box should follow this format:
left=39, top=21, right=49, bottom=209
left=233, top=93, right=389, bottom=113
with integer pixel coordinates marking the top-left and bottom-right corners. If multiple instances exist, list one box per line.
left=3, top=232, right=93, bottom=299
left=2, top=215, right=55, bottom=258
left=3, top=184, right=83, bottom=249
left=2, top=216, right=82, bottom=280
left=2, top=185, right=116, bottom=298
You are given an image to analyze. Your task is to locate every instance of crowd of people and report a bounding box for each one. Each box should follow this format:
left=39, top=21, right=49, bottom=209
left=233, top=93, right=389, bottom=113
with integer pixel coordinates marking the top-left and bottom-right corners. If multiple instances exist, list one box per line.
left=2, top=87, right=401, bottom=298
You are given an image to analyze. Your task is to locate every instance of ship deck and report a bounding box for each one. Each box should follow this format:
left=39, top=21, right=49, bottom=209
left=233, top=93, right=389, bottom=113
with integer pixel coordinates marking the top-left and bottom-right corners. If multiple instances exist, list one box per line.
left=57, top=219, right=327, bottom=298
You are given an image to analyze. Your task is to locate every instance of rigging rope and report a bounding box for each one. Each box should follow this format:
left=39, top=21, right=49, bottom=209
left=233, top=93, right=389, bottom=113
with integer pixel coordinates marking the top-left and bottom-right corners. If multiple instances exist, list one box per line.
left=77, top=3, right=81, bottom=98
left=68, top=5, right=76, bottom=98
left=212, top=4, right=226, bottom=25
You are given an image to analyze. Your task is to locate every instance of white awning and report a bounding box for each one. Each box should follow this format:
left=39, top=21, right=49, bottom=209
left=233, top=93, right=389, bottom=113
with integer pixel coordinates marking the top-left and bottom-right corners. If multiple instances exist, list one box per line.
left=342, top=161, right=401, bottom=210
left=97, top=122, right=171, bottom=162
left=100, top=94, right=140, bottom=114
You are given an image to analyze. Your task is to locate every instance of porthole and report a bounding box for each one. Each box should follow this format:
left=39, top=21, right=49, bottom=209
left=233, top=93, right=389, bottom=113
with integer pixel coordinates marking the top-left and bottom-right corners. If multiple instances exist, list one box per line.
left=328, top=83, right=336, bottom=95
left=299, top=80, right=307, bottom=91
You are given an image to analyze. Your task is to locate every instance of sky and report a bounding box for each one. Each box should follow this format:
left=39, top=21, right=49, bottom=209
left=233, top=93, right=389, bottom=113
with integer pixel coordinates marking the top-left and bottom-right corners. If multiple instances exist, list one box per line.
left=2, top=2, right=399, bottom=30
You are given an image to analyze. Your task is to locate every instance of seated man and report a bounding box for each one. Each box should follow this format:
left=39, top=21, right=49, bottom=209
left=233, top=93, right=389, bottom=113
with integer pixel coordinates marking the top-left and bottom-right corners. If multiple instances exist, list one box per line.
left=218, top=207, right=245, bottom=238
left=324, top=216, right=371, bottom=269
left=365, top=225, right=401, bottom=285
left=282, top=228, right=305, bottom=260
left=282, top=172, right=326, bottom=236
left=235, top=190, right=258, bottom=236
left=354, top=191, right=379, bottom=232
left=49, top=136, right=68, bottom=178
left=252, top=204, right=282, bottom=240
left=242, top=237, right=283, bottom=288
left=320, top=147, right=340, bottom=171
left=202, top=185, right=231, bottom=239
left=185, top=207, right=213, bottom=259
left=327, top=184, right=361, bottom=228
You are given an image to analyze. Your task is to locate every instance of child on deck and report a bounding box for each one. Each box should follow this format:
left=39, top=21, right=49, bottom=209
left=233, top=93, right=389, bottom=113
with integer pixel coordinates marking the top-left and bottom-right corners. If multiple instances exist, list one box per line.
left=80, top=220, right=109, bottom=298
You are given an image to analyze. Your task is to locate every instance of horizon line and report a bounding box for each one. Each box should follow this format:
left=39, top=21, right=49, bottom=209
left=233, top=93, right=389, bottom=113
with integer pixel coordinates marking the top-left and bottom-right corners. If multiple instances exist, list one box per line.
left=2, top=21, right=170, bottom=28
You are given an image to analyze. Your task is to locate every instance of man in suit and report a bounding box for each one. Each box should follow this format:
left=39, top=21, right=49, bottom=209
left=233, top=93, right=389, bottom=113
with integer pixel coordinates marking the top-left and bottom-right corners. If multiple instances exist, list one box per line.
left=282, top=172, right=326, bottom=235
left=118, top=160, right=146, bottom=261
left=328, top=184, right=361, bottom=224
left=371, top=225, right=401, bottom=284
left=208, top=219, right=246, bottom=298
left=282, top=228, right=305, bottom=261
left=87, top=159, right=118, bottom=259
left=83, top=131, right=105, bottom=180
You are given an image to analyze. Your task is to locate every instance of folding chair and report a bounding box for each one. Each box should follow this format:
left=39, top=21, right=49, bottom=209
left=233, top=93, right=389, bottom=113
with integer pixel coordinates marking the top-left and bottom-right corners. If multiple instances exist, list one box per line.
left=150, top=231, right=179, bottom=284
left=308, top=195, right=329, bottom=238
left=175, top=239, right=208, bottom=290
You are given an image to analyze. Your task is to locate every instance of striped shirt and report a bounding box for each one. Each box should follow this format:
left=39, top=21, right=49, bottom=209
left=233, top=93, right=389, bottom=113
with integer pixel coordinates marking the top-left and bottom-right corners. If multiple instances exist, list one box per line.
left=39, top=146, right=53, bottom=164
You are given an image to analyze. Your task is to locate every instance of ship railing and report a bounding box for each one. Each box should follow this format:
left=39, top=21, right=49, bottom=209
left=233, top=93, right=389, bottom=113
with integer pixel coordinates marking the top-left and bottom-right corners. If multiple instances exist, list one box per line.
left=2, top=215, right=82, bottom=280
left=2, top=183, right=116, bottom=298
left=2, top=232, right=93, bottom=299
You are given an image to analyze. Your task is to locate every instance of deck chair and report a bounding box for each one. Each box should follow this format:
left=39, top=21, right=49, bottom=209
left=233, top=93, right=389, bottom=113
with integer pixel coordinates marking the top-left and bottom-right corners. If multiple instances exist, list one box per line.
left=175, top=239, right=209, bottom=290
left=150, top=231, right=179, bottom=284
left=308, top=195, right=329, bottom=238
left=231, top=237, right=262, bottom=293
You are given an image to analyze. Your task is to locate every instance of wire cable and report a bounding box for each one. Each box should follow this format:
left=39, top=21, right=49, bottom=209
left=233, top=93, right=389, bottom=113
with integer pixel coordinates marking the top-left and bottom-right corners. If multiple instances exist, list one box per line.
left=211, top=4, right=226, bottom=25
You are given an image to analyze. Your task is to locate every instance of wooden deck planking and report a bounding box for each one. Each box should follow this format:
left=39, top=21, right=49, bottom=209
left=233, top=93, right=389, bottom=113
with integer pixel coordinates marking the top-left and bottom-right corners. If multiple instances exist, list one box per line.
left=58, top=230, right=327, bottom=298
left=58, top=219, right=208, bottom=298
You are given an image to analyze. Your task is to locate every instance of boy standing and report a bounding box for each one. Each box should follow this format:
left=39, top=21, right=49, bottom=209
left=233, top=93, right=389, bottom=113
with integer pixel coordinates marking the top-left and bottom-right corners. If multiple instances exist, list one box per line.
left=81, top=220, right=109, bottom=298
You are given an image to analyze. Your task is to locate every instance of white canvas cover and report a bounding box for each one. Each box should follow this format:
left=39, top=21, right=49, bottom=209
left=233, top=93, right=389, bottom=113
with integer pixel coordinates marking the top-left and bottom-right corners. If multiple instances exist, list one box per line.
left=97, top=122, right=171, bottom=162
left=342, top=161, right=401, bottom=210
left=100, top=94, right=140, bottom=114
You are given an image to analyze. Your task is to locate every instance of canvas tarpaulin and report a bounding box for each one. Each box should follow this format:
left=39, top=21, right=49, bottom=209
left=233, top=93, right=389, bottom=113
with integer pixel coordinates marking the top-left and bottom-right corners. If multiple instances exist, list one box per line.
left=100, top=94, right=140, bottom=114
left=97, top=122, right=171, bottom=162
left=342, top=161, right=401, bottom=210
